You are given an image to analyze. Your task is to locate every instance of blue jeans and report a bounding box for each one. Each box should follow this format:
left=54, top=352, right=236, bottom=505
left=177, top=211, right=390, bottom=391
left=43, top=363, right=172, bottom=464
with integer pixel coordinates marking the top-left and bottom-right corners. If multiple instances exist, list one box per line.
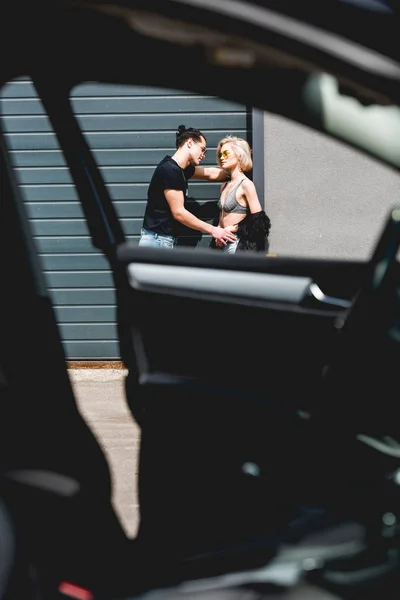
left=138, top=228, right=176, bottom=249
left=222, top=236, right=240, bottom=254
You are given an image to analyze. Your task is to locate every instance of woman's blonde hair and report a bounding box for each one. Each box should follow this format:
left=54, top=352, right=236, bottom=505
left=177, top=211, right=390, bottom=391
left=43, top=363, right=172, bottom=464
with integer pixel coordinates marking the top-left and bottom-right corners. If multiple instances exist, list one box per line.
left=216, top=135, right=253, bottom=172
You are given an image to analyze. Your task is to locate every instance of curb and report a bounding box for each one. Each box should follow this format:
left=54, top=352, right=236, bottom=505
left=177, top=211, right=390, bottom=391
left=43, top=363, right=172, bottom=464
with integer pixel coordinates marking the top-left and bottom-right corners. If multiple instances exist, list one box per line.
left=67, top=361, right=125, bottom=370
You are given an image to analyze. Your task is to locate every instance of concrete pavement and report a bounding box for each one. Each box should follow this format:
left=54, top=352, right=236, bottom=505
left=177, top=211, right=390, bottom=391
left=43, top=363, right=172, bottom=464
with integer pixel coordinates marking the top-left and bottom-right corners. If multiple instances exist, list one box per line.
left=68, top=367, right=140, bottom=538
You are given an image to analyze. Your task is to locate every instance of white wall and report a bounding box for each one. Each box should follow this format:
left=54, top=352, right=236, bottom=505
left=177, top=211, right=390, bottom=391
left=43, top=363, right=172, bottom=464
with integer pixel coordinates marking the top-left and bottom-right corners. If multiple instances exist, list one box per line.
left=264, top=113, right=400, bottom=260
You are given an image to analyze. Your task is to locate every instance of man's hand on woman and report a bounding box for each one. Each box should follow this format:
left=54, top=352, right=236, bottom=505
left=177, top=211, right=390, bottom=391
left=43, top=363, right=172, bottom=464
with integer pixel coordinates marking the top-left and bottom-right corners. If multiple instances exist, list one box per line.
left=211, top=225, right=237, bottom=245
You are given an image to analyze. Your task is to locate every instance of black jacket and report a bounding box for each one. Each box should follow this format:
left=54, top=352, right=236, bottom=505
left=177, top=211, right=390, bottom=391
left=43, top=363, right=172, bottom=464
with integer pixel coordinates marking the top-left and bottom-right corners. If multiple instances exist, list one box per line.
left=210, top=210, right=271, bottom=253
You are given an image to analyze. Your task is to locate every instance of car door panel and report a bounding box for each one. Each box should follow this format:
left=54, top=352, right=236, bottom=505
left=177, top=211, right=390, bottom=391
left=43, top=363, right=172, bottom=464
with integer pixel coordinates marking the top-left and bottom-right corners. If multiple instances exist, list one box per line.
left=127, top=263, right=312, bottom=305
left=111, top=244, right=368, bottom=559
left=31, top=79, right=381, bottom=565
left=23, top=21, right=399, bottom=566
left=115, top=244, right=364, bottom=404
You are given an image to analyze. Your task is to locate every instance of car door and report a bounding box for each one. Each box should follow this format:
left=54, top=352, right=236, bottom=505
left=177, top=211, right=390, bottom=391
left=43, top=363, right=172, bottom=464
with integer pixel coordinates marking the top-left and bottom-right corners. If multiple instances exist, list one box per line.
left=5, top=0, right=400, bottom=574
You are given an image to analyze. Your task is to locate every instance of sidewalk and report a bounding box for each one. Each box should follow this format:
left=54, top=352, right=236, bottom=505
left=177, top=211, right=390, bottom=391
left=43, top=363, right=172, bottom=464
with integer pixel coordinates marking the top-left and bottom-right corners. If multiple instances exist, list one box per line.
left=68, top=368, right=140, bottom=538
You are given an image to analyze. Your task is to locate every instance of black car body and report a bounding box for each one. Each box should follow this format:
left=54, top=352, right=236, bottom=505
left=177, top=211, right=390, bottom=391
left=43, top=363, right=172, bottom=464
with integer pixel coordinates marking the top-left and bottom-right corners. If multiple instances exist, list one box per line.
left=1, top=1, right=400, bottom=599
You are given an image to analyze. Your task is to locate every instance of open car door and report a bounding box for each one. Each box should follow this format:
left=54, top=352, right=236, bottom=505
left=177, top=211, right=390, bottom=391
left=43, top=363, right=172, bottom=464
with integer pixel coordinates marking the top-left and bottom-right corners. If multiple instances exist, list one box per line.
left=2, top=0, right=400, bottom=598
left=27, top=0, right=400, bottom=565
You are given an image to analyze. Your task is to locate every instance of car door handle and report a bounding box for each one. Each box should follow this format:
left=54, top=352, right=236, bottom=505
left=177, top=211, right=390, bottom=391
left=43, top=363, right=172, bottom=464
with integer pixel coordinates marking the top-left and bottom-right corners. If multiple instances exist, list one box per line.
left=304, top=282, right=352, bottom=310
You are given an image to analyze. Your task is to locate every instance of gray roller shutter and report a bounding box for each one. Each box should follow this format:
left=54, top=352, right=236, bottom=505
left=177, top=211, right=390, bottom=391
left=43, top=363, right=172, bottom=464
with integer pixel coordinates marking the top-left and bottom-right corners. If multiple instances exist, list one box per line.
left=1, top=78, right=251, bottom=360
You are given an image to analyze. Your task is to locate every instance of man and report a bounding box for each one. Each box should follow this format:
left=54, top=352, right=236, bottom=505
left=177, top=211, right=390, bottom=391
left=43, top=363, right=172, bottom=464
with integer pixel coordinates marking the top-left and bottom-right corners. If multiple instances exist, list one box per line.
left=138, top=125, right=237, bottom=249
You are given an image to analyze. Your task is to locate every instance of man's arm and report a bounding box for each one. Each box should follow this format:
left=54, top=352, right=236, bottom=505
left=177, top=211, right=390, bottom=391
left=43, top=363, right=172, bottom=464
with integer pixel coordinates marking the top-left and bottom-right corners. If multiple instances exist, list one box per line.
left=165, top=189, right=236, bottom=243
left=192, top=166, right=228, bottom=181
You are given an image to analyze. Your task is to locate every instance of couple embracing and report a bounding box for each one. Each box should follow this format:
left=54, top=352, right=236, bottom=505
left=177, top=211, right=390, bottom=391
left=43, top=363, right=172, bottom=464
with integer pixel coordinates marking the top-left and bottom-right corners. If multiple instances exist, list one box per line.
left=138, top=124, right=271, bottom=253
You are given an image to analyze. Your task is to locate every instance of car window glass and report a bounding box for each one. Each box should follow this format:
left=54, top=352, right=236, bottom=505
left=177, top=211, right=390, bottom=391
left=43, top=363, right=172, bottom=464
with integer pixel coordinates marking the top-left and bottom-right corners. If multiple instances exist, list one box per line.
left=3, top=77, right=399, bottom=265
left=264, top=106, right=400, bottom=260
left=2, top=73, right=400, bottom=370
left=69, top=82, right=250, bottom=250
left=69, top=80, right=400, bottom=261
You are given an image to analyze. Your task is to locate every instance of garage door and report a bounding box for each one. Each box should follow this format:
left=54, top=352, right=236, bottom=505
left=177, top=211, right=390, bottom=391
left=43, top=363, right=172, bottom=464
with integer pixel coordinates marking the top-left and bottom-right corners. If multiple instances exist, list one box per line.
left=1, top=78, right=252, bottom=360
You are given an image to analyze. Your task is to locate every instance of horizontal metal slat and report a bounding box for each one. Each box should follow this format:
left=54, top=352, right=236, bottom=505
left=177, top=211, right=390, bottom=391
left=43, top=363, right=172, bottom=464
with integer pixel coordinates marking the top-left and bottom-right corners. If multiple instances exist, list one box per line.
left=10, top=148, right=224, bottom=167
left=31, top=218, right=140, bottom=236
left=15, top=166, right=155, bottom=184
left=40, top=253, right=110, bottom=271
left=10, top=150, right=68, bottom=167
left=44, top=272, right=114, bottom=288
left=70, top=84, right=195, bottom=97
left=26, top=199, right=216, bottom=219
left=35, top=236, right=136, bottom=254
left=49, top=289, right=116, bottom=305
left=2, top=114, right=247, bottom=133
left=25, top=201, right=146, bottom=219
left=59, top=323, right=117, bottom=340
left=34, top=235, right=212, bottom=254
left=54, top=306, right=116, bottom=322
left=5, top=130, right=247, bottom=150
left=8, top=149, right=159, bottom=167
left=62, top=341, right=120, bottom=359
left=20, top=183, right=220, bottom=201
left=72, top=96, right=243, bottom=113
left=70, top=84, right=194, bottom=97
left=32, top=220, right=90, bottom=236
left=1, top=96, right=243, bottom=115
left=32, top=219, right=214, bottom=237
left=17, top=166, right=231, bottom=185
left=20, top=184, right=137, bottom=201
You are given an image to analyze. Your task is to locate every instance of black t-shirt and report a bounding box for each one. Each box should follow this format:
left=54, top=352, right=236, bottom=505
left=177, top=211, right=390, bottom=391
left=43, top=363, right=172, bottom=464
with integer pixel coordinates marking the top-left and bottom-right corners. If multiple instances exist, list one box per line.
left=142, top=156, right=195, bottom=237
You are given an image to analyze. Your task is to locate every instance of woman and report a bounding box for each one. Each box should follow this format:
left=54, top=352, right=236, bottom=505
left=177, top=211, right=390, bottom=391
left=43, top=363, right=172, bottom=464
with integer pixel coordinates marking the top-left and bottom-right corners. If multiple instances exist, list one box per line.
left=210, top=136, right=271, bottom=253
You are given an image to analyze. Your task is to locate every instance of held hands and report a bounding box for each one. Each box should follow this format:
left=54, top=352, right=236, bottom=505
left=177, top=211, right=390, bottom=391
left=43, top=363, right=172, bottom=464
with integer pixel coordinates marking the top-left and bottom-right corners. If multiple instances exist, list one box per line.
left=211, top=225, right=237, bottom=245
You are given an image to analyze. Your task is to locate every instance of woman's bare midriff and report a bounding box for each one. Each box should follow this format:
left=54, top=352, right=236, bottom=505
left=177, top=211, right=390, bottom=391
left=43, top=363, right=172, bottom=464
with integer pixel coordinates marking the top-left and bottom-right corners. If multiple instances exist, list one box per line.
left=219, top=212, right=247, bottom=230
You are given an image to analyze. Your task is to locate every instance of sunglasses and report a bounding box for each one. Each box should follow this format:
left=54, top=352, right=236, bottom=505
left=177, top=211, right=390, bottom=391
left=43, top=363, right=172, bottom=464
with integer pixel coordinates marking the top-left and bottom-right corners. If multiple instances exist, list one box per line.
left=194, top=141, right=207, bottom=155
left=218, top=149, right=231, bottom=160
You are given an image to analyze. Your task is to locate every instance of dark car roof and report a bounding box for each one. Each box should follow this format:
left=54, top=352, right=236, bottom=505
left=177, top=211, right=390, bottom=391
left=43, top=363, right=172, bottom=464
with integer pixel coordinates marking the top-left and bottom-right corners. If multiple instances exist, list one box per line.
left=1, top=0, right=399, bottom=68
left=253, top=0, right=400, bottom=62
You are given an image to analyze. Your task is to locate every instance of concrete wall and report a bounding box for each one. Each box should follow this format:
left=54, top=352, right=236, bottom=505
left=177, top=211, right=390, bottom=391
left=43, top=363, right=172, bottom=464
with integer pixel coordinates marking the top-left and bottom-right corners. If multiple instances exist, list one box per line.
left=263, top=112, right=400, bottom=260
